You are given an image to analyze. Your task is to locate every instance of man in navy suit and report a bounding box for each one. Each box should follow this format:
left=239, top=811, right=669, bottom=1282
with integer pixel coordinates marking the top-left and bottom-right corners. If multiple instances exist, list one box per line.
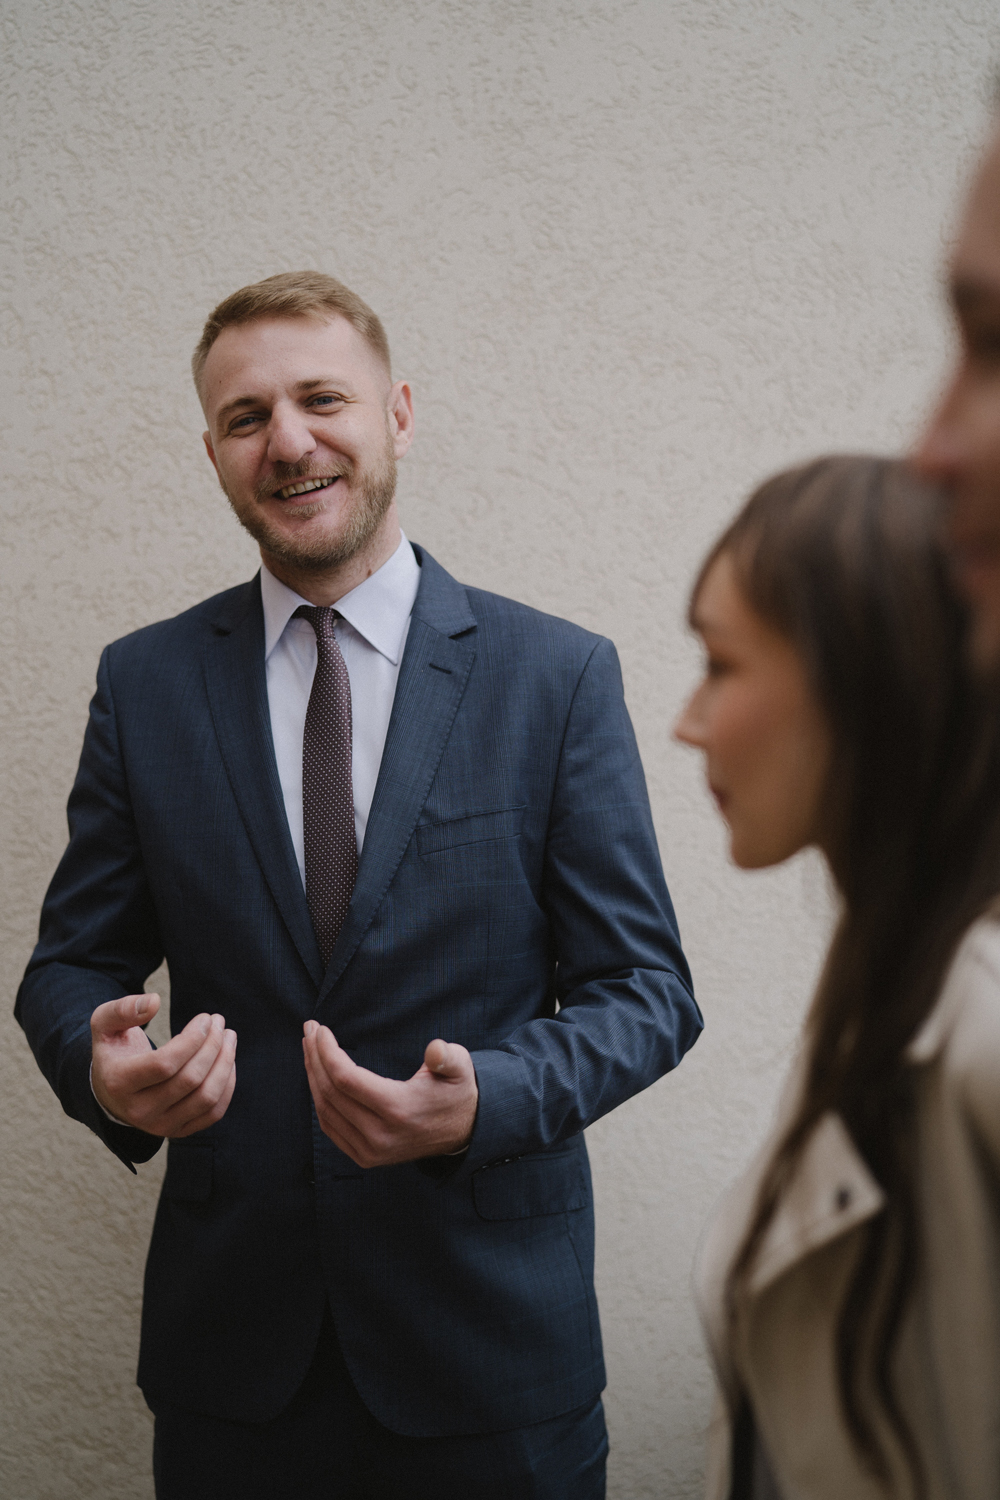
left=17, top=272, right=701, bottom=1499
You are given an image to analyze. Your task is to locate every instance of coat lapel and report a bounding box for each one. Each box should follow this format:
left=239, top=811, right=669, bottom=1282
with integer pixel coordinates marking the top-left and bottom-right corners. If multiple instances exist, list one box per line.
left=202, top=576, right=325, bottom=989
left=698, top=1111, right=887, bottom=1408
left=749, top=1113, right=885, bottom=1295
left=316, top=548, right=477, bottom=1004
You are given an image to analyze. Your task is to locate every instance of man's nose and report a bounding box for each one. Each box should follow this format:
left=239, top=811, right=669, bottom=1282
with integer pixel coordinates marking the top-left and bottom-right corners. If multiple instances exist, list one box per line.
left=267, top=406, right=318, bottom=465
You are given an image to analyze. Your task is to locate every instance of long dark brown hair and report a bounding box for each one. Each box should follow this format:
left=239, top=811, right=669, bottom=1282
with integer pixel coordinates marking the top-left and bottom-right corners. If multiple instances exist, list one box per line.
left=698, top=456, right=1000, bottom=1494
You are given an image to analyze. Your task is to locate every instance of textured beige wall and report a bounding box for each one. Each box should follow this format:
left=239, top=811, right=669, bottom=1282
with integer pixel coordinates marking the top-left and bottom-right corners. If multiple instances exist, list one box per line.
left=2, top=2, right=998, bottom=1496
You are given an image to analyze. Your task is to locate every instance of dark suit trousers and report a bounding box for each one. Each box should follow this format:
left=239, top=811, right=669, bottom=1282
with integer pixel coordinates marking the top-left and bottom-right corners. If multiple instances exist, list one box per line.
left=150, top=1311, right=608, bottom=1500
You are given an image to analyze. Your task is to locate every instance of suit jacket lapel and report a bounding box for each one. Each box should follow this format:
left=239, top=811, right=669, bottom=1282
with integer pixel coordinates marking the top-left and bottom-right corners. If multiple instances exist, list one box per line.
left=316, top=548, right=477, bottom=1004
left=202, top=576, right=325, bottom=989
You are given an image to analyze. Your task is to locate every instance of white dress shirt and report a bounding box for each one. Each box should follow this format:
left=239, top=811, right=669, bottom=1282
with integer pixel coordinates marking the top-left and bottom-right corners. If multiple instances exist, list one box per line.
left=260, top=532, right=421, bottom=881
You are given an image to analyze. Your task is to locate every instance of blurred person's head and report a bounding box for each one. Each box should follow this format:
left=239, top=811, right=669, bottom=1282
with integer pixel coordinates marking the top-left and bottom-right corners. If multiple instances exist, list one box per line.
left=916, top=116, right=1000, bottom=666
left=677, top=454, right=1000, bottom=1492
left=675, top=455, right=980, bottom=902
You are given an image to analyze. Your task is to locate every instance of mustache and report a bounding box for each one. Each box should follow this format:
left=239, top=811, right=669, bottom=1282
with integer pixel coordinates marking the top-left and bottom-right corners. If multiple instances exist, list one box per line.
left=253, top=460, right=352, bottom=505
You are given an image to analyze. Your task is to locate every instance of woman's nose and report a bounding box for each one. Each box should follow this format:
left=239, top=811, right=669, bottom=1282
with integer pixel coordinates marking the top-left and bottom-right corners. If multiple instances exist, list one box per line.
left=673, top=689, right=707, bottom=748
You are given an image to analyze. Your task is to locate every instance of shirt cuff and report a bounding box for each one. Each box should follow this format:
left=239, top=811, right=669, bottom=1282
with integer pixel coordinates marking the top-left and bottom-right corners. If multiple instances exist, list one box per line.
left=90, top=1061, right=132, bottom=1127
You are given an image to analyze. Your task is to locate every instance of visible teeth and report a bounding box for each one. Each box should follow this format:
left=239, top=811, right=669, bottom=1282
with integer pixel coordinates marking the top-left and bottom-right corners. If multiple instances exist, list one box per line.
left=278, top=477, right=333, bottom=500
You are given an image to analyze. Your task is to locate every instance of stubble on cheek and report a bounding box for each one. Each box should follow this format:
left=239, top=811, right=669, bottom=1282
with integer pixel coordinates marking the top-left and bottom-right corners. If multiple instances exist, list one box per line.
left=218, top=437, right=398, bottom=572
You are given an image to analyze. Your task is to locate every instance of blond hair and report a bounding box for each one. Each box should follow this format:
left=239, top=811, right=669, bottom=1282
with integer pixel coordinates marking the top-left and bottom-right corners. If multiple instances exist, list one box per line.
left=192, top=271, right=391, bottom=396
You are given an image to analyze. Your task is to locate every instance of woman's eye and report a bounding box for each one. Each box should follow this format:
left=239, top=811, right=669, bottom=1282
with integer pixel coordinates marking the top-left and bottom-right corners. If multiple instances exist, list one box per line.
left=964, top=324, right=1000, bottom=364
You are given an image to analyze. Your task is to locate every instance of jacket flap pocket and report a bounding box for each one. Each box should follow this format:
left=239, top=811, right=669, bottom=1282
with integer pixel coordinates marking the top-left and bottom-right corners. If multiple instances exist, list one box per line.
left=472, top=1147, right=587, bottom=1221
left=164, top=1141, right=214, bottom=1202
left=417, top=806, right=525, bottom=856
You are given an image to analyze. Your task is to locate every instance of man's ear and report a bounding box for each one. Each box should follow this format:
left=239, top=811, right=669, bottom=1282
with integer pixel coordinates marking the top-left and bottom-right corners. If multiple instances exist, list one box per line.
left=203, top=431, right=221, bottom=479
left=386, top=380, right=415, bottom=459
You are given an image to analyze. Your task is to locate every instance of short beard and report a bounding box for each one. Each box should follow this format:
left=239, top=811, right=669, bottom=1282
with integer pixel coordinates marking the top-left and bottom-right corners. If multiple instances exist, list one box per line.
left=224, top=434, right=397, bottom=574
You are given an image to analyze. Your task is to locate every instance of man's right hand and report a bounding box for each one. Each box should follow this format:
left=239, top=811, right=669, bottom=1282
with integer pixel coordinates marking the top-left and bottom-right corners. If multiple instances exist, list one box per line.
left=90, top=994, right=237, bottom=1138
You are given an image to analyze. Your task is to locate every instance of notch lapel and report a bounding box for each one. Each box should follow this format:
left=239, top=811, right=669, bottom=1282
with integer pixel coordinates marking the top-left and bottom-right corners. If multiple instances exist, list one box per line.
left=749, top=1113, right=885, bottom=1295
left=202, top=576, right=325, bottom=989
left=316, top=549, right=477, bottom=1004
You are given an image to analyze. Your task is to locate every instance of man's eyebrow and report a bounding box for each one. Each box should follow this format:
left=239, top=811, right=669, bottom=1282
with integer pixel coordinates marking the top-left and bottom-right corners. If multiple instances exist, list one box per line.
left=293, top=377, right=342, bottom=392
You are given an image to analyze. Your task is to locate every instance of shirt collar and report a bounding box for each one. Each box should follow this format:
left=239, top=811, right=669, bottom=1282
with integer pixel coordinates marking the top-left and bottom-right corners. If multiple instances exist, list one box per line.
left=259, top=532, right=421, bottom=665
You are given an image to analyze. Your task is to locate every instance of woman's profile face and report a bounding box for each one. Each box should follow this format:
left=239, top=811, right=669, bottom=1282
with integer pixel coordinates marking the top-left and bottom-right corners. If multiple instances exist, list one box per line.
left=674, top=551, right=831, bottom=869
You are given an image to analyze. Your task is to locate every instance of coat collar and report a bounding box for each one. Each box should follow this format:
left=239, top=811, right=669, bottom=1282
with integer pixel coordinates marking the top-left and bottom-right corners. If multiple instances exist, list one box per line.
left=748, top=1112, right=885, bottom=1295
left=697, top=1107, right=886, bottom=1411
left=750, top=917, right=1000, bottom=1291
left=259, top=534, right=421, bottom=666
left=905, top=915, right=1000, bottom=1065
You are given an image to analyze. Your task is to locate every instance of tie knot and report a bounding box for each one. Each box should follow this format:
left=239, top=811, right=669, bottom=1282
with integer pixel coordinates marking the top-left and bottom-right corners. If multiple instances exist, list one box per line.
left=293, top=604, right=339, bottom=642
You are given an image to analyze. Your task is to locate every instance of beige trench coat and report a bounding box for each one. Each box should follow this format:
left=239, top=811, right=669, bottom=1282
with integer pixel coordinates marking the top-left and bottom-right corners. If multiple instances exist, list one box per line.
left=696, top=916, right=1000, bottom=1500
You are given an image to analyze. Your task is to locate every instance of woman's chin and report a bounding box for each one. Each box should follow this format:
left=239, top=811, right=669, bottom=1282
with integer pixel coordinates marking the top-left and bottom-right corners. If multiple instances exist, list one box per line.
left=729, top=831, right=800, bottom=871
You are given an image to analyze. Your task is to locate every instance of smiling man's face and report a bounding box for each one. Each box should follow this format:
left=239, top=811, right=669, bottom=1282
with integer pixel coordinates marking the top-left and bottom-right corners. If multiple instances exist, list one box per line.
left=201, top=314, right=413, bottom=580
left=916, top=128, right=1000, bottom=664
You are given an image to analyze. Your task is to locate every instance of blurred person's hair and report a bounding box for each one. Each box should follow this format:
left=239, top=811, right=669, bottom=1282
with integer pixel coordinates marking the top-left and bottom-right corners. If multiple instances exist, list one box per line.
left=193, top=271, right=391, bottom=399
left=693, top=455, right=1000, bottom=1496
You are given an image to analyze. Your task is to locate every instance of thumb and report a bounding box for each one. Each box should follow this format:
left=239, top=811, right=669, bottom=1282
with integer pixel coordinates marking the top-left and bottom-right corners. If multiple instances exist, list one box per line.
left=424, top=1038, right=468, bottom=1079
left=91, top=992, right=160, bottom=1039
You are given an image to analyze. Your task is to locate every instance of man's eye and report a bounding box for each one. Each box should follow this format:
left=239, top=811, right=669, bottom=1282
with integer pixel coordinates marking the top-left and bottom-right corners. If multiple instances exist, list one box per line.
left=309, top=395, right=340, bottom=409
left=230, top=413, right=262, bottom=431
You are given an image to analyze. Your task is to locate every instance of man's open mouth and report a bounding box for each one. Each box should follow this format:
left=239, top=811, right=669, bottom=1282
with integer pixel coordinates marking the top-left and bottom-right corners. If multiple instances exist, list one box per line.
left=274, top=476, right=340, bottom=501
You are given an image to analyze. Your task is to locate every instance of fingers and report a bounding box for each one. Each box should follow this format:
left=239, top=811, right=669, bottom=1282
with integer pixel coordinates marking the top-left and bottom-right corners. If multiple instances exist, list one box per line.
left=93, top=1004, right=238, bottom=1137
left=145, top=1015, right=229, bottom=1106
left=302, top=1024, right=397, bottom=1166
left=303, top=1026, right=384, bottom=1129
left=423, top=1038, right=471, bottom=1080
left=102, top=1012, right=224, bottom=1096
left=165, top=1028, right=238, bottom=1137
left=305, top=1022, right=402, bottom=1113
left=90, top=992, right=160, bottom=1039
left=301, top=1023, right=478, bottom=1165
left=301, top=1067, right=372, bottom=1160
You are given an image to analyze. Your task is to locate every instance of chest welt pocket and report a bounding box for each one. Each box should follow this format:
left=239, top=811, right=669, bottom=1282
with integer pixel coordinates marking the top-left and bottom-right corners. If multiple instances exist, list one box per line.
left=416, top=806, right=525, bottom=857
left=163, top=1141, right=213, bottom=1203
left=472, top=1145, right=588, bottom=1221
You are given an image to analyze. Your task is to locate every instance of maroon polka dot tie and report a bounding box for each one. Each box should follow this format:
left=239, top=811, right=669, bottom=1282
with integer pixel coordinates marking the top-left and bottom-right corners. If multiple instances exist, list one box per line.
left=293, top=605, right=358, bottom=965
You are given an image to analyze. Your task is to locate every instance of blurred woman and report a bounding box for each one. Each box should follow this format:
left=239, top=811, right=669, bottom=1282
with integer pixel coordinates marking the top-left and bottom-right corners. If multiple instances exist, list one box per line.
left=675, top=455, right=1000, bottom=1500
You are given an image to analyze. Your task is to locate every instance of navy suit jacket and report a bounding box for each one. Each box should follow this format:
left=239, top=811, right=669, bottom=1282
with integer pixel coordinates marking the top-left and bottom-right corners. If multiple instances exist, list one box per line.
left=17, top=545, right=700, bottom=1436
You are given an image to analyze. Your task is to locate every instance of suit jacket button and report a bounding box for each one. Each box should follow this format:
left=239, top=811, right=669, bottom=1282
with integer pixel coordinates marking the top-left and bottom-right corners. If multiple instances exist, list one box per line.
left=305, top=1165, right=315, bottom=1187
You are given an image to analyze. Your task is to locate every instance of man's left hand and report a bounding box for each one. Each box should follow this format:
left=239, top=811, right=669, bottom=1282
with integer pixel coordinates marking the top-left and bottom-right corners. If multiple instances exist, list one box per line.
left=302, top=1021, right=478, bottom=1166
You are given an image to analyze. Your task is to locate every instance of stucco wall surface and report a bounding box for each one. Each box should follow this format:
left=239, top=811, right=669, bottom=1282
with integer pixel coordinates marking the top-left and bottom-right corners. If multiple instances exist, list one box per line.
left=2, top=2, right=999, bottom=1496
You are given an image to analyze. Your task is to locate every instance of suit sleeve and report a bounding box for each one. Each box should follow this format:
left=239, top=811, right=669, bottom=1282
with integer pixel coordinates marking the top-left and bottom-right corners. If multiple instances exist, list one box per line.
left=15, top=646, right=165, bottom=1169
left=465, top=636, right=701, bottom=1169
